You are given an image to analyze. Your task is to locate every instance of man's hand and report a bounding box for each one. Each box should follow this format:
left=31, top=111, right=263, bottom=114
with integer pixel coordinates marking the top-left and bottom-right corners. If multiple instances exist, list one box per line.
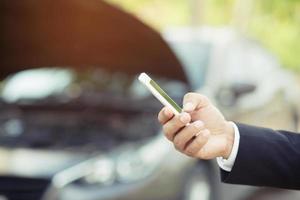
left=158, top=93, right=235, bottom=160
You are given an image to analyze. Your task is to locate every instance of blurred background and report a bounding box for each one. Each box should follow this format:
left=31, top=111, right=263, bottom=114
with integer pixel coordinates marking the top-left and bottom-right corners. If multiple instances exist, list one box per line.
left=0, top=0, right=300, bottom=200
left=108, top=0, right=300, bottom=72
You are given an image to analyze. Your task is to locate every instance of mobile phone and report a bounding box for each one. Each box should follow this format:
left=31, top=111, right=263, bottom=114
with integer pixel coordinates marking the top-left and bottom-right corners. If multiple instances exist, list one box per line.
left=138, top=73, right=182, bottom=115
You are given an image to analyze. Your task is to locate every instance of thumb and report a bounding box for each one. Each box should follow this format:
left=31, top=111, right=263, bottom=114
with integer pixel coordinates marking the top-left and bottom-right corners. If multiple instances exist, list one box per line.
left=182, top=93, right=210, bottom=112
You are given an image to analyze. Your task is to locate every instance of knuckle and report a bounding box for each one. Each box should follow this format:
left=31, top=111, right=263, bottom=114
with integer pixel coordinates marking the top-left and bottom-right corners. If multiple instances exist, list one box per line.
left=197, top=147, right=210, bottom=160
left=162, top=125, right=168, bottom=134
left=173, top=117, right=183, bottom=128
left=184, top=92, right=195, bottom=100
left=173, top=143, right=180, bottom=151
left=191, top=125, right=201, bottom=134
left=197, top=129, right=206, bottom=137
left=185, top=146, right=197, bottom=156
left=162, top=126, right=171, bottom=139
left=157, top=109, right=167, bottom=123
left=173, top=115, right=180, bottom=122
left=199, top=154, right=208, bottom=160
left=165, top=134, right=172, bottom=141
left=176, top=116, right=188, bottom=127
left=199, top=95, right=209, bottom=105
left=158, top=117, right=165, bottom=125
left=157, top=114, right=163, bottom=124
left=187, top=127, right=199, bottom=139
left=173, top=136, right=179, bottom=144
left=198, top=94, right=208, bottom=100
left=199, top=152, right=210, bottom=160
left=194, top=136, right=204, bottom=147
left=173, top=137, right=182, bottom=149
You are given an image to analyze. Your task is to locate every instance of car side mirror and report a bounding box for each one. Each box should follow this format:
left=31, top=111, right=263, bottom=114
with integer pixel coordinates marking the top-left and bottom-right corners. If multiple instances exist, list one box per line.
left=216, top=83, right=256, bottom=107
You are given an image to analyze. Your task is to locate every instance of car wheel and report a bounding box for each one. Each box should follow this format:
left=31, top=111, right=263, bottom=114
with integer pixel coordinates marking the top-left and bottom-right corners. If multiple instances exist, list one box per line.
left=182, top=162, right=216, bottom=200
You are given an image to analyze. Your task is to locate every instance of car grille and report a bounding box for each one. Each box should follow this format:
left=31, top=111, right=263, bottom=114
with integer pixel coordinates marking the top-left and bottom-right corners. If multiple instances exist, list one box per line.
left=0, top=94, right=162, bottom=153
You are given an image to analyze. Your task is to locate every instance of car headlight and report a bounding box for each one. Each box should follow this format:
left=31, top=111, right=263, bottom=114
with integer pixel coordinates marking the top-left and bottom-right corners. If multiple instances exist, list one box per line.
left=51, top=135, right=171, bottom=188
left=115, top=149, right=154, bottom=183
left=84, top=158, right=115, bottom=185
left=115, top=134, right=171, bottom=183
left=85, top=134, right=171, bottom=185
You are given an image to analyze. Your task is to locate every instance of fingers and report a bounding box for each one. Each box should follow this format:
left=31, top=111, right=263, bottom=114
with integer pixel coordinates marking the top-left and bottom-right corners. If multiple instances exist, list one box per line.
left=182, top=93, right=210, bottom=112
left=158, top=107, right=174, bottom=125
left=162, top=112, right=191, bottom=141
left=173, top=120, right=205, bottom=151
left=184, top=129, right=210, bottom=157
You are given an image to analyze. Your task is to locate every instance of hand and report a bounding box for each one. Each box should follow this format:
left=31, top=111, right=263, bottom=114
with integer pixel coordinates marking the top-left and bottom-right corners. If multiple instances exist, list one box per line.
left=158, top=93, right=235, bottom=160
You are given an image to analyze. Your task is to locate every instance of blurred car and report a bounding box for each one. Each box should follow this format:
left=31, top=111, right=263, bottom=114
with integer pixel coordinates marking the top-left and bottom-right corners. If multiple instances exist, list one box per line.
left=164, top=26, right=300, bottom=131
left=0, top=1, right=211, bottom=200
left=1, top=1, right=300, bottom=200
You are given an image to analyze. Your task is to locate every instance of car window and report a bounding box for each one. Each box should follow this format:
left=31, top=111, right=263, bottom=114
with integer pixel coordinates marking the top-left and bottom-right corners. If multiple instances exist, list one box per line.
left=164, top=30, right=211, bottom=90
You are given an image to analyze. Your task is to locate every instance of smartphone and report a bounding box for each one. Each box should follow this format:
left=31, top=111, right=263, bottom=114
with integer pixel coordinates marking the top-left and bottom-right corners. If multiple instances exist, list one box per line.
left=138, top=73, right=182, bottom=115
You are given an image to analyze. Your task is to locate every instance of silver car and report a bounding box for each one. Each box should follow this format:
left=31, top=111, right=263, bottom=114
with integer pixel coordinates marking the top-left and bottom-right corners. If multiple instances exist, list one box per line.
left=1, top=1, right=299, bottom=200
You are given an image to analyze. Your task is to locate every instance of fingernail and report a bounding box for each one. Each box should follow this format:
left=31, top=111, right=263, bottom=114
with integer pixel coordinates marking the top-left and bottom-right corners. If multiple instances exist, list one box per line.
left=180, top=112, right=190, bottom=124
left=193, top=120, right=204, bottom=129
left=183, top=102, right=195, bottom=112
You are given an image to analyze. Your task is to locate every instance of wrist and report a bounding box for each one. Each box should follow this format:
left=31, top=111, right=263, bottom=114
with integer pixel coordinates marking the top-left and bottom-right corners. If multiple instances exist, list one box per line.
left=222, top=121, right=235, bottom=159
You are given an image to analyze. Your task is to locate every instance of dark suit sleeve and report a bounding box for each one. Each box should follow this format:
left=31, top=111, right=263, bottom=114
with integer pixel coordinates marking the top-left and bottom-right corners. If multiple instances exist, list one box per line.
left=221, top=123, right=300, bottom=190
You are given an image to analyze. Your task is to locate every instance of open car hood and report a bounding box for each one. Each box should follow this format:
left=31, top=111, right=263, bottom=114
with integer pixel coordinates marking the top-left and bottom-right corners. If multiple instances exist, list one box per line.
left=0, top=0, right=187, bottom=82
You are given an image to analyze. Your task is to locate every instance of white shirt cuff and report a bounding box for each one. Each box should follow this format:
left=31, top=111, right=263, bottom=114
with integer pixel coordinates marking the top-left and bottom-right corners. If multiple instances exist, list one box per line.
left=216, top=122, right=240, bottom=172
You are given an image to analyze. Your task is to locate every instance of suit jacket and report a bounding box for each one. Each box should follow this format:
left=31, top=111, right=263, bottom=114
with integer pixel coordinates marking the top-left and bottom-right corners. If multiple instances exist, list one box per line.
left=221, top=123, right=300, bottom=190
